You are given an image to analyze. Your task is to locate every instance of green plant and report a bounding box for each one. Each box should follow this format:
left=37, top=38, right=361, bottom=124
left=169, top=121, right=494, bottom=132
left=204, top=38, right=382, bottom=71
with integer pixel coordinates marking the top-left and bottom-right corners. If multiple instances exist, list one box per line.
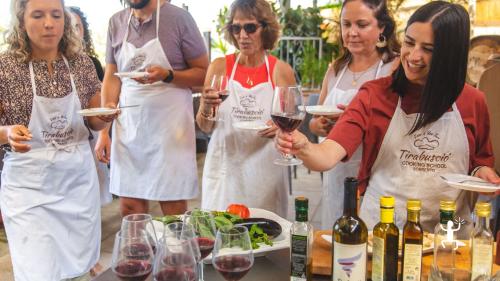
left=211, top=6, right=230, bottom=55
left=298, top=41, right=330, bottom=89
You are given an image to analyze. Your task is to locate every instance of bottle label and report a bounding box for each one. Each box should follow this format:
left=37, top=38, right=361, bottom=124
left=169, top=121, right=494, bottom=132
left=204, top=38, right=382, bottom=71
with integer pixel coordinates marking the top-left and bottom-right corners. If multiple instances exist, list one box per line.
left=402, top=243, right=422, bottom=281
left=471, top=240, right=492, bottom=280
left=332, top=242, right=366, bottom=281
left=371, top=236, right=385, bottom=281
left=291, top=234, right=308, bottom=281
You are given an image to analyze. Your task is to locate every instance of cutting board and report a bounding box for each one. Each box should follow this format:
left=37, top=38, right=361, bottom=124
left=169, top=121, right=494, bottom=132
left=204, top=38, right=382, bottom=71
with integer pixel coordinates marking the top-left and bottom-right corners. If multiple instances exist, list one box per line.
left=311, top=230, right=500, bottom=277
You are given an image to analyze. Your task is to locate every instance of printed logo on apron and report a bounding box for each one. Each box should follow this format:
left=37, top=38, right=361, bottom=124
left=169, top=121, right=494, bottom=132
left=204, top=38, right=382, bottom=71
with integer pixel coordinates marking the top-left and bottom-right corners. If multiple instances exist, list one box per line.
left=400, top=129, right=452, bottom=173
left=43, top=114, right=74, bottom=146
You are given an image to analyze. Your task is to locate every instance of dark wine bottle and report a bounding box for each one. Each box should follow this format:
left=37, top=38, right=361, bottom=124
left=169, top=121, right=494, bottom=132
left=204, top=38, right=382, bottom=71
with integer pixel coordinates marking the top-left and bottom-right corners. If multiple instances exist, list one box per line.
left=401, top=199, right=423, bottom=281
left=372, top=196, right=399, bottom=281
left=332, top=177, right=367, bottom=281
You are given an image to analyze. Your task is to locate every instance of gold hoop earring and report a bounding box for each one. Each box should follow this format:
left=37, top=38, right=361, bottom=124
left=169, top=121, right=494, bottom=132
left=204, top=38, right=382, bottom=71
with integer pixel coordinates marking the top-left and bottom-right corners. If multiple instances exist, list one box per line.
left=376, top=34, right=387, bottom=48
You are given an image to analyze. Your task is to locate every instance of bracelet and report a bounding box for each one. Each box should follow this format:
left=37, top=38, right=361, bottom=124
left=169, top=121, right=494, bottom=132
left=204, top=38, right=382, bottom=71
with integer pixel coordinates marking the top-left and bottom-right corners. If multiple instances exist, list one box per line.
left=199, top=111, right=212, bottom=119
left=471, top=166, right=484, bottom=177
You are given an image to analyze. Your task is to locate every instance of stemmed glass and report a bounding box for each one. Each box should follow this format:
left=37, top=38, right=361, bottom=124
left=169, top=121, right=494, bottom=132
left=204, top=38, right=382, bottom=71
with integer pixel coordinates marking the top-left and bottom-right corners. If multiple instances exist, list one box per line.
left=271, top=86, right=306, bottom=166
left=212, top=226, right=254, bottom=281
left=206, top=74, right=229, bottom=121
left=183, top=210, right=217, bottom=281
left=121, top=213, right=158, bottom=253
left=153, top=236, right=198, bottom=281
left=111, top=231, right=154, bottom=281
left=164, top=222, right=202, bottom=266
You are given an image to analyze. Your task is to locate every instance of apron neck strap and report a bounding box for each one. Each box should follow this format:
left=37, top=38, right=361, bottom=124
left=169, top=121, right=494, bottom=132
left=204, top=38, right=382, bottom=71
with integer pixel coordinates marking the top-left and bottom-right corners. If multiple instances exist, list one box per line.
left=124, top=0, right=161, bottom=44
left=28, top=55, right=76, bottom=98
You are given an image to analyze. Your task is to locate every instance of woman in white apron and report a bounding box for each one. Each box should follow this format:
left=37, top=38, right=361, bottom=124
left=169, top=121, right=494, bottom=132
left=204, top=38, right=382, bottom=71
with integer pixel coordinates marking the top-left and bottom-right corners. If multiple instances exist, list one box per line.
left=309, top=0, right=399, bottom=229
left=99, top=0, right=204, bottom=216
left=0, top=0, right=114, bottom=279
left=276, top=1, right=500, bottom=232
left=197, top=0, right=295, bottom=217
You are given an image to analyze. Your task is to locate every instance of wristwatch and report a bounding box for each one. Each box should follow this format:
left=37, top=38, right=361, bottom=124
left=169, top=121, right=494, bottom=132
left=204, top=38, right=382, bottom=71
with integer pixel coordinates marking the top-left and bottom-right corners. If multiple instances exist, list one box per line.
left=163, top=69, right=174, bottom=83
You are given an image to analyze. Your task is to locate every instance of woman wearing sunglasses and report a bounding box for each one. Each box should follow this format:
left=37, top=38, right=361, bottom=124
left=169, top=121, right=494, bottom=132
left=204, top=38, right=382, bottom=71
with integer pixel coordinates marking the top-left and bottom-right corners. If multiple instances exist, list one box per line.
left=276, top=1, right=500, bottom=233
left=309, top=0, right=400, bottom=229
left=197, top=0, right=296, bottom=217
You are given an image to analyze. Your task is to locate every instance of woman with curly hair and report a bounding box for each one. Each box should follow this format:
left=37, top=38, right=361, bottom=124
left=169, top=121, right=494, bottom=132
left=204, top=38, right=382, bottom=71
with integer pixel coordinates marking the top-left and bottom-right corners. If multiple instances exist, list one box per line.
left=0, top=0, right=115, bottom=280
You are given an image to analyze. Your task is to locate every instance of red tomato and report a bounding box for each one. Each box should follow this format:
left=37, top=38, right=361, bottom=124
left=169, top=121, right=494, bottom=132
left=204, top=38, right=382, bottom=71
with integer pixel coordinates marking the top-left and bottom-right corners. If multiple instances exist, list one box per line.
left=226, top=204, right=250, bottom=219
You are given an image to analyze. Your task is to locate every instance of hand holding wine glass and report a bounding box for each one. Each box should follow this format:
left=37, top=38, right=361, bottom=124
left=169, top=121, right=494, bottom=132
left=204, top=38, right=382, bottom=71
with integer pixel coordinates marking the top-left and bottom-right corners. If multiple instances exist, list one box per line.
left=111, top=231, right=154, bottom=281
left=271, top=86, right=306, bottom=166
left=203, top=74, right=229, bottom=121
left=212, top=226, right=254, bottom=281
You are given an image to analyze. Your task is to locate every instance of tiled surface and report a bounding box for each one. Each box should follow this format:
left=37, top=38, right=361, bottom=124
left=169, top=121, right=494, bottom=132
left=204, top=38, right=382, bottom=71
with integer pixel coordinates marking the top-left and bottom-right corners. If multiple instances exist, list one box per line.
left=0, top=153, right=323, bottom=280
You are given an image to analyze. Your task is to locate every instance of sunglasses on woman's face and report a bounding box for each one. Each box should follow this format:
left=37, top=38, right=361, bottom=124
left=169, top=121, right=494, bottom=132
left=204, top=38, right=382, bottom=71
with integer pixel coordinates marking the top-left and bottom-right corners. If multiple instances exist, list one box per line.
left=229, top=23, right=264, bottom=35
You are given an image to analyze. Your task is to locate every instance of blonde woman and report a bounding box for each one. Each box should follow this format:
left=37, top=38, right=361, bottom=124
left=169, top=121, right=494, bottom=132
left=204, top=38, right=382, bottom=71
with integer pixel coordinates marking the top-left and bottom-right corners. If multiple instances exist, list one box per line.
left=0, top=0, right=115, bottom=280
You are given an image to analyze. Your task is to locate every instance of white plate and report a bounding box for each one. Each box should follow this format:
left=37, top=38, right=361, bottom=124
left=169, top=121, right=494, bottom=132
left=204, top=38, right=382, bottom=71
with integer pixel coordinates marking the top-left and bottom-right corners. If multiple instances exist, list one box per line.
left=114, top=71, right=148, bottom=79
left=204, top=208, right=292, bottom=263
left=440, top=173, right=500, bottom=193
left=321, top=231, right=434, bottom=256
left=305, top=105, right=343, bottom=116
left=77, top=107, right=118, bottom=117
left=233, top=121, right=272, bottom=131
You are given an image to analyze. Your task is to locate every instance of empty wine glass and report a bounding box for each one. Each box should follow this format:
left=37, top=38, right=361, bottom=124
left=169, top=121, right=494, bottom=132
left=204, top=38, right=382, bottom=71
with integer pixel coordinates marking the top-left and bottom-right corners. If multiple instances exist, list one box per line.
left=111, top=231, right=154, bottom=281
left=271, top=86, right=306, bottom=166
left=212, top=226, right=254, bottom=281
left=206, top=74, right=229, bottom=121
left=183, top=210, right=217, bottom=281
left=153, top=236, right=198, bottom=281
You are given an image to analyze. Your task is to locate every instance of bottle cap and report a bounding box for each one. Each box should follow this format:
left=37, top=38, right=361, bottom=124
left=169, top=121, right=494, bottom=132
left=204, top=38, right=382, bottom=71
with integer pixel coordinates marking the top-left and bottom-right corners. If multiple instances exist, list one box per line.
left=380, top=196, right=395, bottom=207
left=439, top=200, right=456, bottom=211
left=407, top=199, right=421, bottom=211
left=475, top=201, right=491, bottom=217
left=295, top=197, right=308, bottom=209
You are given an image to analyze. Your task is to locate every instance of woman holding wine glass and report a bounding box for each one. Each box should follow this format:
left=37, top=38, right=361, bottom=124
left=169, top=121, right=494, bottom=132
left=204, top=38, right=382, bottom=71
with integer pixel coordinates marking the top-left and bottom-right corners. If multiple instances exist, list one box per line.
left=276, top=1, right=500, bottom=233
left=197, top=0, right=296, bottom=217
left=308, top=0, right=399, bottom=229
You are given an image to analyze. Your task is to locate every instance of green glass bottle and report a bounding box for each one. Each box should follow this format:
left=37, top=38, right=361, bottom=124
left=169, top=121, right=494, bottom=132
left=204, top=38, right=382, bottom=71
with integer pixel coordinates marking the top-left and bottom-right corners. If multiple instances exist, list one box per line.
left=401, top=199, right=423, bottom=281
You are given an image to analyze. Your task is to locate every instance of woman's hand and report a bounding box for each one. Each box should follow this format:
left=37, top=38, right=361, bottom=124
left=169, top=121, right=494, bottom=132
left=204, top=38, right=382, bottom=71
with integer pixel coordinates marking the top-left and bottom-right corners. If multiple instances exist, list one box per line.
left=7, top=125, right=32, bottom=153
left=474, top=166, right=500, bottom=195
left=200, top=87, right=225, bottom=118
left=258, top=120, right=278, bottom=138
left=310, top=116, right=335, bottom=137
left=95, top=132, right=112, bottom=164
left=275, top=129, right=309, bottom=156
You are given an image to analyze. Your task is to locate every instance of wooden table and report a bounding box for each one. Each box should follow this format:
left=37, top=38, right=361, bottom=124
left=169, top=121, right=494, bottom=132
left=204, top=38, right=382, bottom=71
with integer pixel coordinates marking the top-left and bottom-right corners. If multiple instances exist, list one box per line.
left=312, top=230, right=500, bottom=278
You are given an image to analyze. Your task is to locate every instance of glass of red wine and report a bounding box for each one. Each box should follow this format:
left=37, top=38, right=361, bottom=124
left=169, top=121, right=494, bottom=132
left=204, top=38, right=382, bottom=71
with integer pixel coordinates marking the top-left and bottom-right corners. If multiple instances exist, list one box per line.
left=206, top=74, right=229, bottom=122
left=121, top=213, right=158, bottom=253
left=212, top=226, right=254, bottom=281
left=153, top=236, right=198, bottom=281
left=183, top=210, right=217, bottom=281
left=271, top=86, right=306, bottom=166
left=111, top=231, right=154, bottom=281
left=164, top=222, right=202, bottom=265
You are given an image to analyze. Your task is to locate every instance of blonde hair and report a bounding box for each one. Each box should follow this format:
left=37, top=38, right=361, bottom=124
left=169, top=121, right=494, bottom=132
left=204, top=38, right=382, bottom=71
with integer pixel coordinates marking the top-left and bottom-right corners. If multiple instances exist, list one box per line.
left=5, top=0, right=82, bottom=62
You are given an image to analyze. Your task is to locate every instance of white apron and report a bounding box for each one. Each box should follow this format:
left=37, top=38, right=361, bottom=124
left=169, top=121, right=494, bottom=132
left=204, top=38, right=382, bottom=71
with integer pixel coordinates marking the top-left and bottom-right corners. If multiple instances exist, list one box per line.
left=359, top=98, right=472, bottom=232
left=320, top=61, right=383, bottom=229
left=201, top=54, right=288, bottom=217
left=90, top=129, right=112, bottom=205
left=111, top=1, right=198, bottom=201
left=0, top=56, right=101, bottom=280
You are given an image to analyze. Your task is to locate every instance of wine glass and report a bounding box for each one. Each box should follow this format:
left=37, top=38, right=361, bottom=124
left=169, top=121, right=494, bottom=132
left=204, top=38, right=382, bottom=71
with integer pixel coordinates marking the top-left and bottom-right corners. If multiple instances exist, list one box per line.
left=183, top=210, right=217, bottom=281
left=212, top=226, right=254, bottom=281
left=111, top=231, right=154, bottom=281
left=206, top=74, right=229, bottom=121
left=153, top=236, right=198, bottom=281
left=121, top=213, right=158, bottom=253
left=164, top=222, right=202, bottom=266
left=271, top=86, right=306, bottom=166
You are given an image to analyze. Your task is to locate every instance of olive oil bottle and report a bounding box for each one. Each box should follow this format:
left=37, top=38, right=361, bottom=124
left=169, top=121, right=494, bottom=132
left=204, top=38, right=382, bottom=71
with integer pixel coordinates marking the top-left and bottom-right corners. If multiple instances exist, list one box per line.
left=290, top=197, right=313, bottom=281
left=471, top=201, right=493, bottom=280
left=332, top=177, right=368, bottom=281
left=401, top=199, right=423, bottom=281
left=372, top=196, right=399, bottom=281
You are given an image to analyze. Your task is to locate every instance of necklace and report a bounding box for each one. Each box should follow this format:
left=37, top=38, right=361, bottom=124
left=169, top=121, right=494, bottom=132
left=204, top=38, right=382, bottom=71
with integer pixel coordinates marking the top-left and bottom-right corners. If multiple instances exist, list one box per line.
left=245, top=64, right=261, bottom=87
left=350, top=62, right=379, bottom=86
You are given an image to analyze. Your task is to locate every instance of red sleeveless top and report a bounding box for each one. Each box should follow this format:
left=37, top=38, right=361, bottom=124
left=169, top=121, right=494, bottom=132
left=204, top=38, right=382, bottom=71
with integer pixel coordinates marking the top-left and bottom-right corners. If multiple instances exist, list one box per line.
left=225, top=53, right=277, bottom=89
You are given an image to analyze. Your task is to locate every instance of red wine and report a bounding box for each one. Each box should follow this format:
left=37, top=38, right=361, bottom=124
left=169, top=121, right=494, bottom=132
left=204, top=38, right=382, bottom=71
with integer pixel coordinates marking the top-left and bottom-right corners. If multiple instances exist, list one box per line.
left=124, top=243, right=152, bottom=260
left=214, top=256, right=252, bottom=281
left=271, top=114, right=303, bottom=132
left=154, top=267, right=196, bottom=281
left=197, top=237, right=215, bottom=259
left=219, top=93, right=229, bottom=102
left=113, top=260, right=152, bottom=281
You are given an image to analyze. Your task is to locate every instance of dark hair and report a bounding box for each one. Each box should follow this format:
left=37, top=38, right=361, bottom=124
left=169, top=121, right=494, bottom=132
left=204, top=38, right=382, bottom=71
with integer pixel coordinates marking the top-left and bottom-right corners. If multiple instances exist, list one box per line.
left=224, top=0, right=281, bottom=50
left=69, top=6, right=98, bottom=58
left=391, top=1, right=470, bottom=134
left=333, top=0, right=400, bottom=74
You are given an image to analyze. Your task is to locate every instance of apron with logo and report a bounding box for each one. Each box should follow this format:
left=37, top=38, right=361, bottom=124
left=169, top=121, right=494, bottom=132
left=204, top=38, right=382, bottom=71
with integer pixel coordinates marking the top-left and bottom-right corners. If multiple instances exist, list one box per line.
left=320, top=61, right=383, bottom=229
left=111, top=1, right=198, bottom=200
left=0, top=56, right=100, bottom=280
left=201, top=54, right=288, bottom=217
left=359, top=98, right=472, bottom=232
